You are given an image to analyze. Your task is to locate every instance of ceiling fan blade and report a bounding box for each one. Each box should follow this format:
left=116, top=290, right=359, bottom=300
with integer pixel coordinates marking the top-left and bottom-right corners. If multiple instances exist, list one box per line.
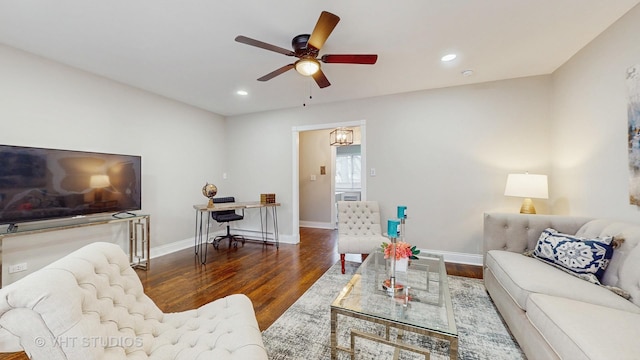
left=321, top=54, right=378, bottom=64
left=235, top=35, right=295, bottom=56
left=307, top=11, right=340, bottom=51
left=257, top=64, right=295, bottom=81
left=312, top=69, right=331, bottom=88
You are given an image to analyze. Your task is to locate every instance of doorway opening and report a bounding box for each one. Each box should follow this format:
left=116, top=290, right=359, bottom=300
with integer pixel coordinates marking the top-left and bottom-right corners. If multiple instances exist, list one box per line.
left=291, top=120, right=367, bottom=240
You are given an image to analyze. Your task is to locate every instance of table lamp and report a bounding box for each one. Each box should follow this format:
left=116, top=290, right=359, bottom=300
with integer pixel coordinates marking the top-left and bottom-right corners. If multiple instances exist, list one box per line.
left=504, top=173, right=548, bottom=214
left=90, top=174, right=111, bottom=202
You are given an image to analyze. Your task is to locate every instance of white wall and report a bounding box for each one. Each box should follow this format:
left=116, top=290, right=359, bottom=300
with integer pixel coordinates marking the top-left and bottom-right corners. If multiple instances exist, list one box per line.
left=0, top=45, right=226, bottom=282
left=224, top=3, right=640, bottom=258
left=226, top=76, right=552, bottom=257
left=551, top=3, right=640, bottom=220
left=4, top=1, right=637, bottom=269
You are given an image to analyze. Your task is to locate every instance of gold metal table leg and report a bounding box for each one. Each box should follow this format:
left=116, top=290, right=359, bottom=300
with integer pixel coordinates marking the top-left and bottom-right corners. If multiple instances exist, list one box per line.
left=350, top=329, right=430, bottom=360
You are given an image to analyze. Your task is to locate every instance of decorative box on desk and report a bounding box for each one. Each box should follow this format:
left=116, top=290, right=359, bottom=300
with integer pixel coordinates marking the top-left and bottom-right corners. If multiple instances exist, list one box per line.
left=260, top=193, right=276, bottom=204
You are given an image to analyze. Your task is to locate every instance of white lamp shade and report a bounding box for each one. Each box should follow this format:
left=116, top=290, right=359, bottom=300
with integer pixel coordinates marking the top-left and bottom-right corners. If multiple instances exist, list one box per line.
left=90, top=174, right=111, bottom=189
left=504, top=173, right=548, bottom=199
left=295, top=58, right=320, bottom=76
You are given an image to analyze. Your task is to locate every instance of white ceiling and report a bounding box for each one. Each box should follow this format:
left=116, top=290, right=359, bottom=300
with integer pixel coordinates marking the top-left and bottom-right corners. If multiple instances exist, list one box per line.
left=0, top=1, right=638, bottom=116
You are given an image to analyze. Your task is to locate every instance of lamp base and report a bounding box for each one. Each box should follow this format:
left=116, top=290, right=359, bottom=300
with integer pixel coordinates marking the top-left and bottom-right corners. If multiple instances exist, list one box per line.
left=519, top=198, right=536, bottom=214
left=207, top=198, right=215, bottom=208
left=94, top=189, right=103, bottom=203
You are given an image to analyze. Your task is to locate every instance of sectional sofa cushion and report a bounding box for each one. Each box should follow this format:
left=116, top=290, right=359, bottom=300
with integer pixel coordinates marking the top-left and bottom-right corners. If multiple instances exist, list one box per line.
left=485, top=250, right=640, bottom=313
left=533, top=228, right=614, bottom=282
left=526, top=293, right=640, bottom=360
left=484, top=213, right=640, bottom=360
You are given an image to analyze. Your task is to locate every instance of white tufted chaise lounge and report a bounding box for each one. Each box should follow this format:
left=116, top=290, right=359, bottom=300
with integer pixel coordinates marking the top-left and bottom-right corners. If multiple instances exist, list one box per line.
left=337, top=201, right=387, bottom=274
left=0, top=242, right=268, bottom=360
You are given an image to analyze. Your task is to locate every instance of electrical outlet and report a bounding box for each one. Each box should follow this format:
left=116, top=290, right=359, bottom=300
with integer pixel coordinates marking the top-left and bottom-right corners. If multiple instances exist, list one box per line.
left=370, top=168, right=376, bottom=176
left=8, top=263, right=27, bottom=274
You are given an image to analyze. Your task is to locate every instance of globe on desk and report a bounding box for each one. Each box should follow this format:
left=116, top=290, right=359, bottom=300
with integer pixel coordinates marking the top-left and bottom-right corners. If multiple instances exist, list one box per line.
left=202, top=183, right=217, bottom=208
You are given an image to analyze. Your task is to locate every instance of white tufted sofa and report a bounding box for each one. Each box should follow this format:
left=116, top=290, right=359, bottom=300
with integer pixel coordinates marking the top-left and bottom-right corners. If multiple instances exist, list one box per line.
left=0, top=242, right=268, bottom=360
left=484, top=213, right=640, bottom=360
left=337, top=201, right=387, bottom=274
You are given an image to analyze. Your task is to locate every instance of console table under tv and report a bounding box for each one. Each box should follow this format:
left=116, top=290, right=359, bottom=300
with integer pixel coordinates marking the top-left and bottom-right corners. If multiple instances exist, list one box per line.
left=0, top=214, right=150, bottom=287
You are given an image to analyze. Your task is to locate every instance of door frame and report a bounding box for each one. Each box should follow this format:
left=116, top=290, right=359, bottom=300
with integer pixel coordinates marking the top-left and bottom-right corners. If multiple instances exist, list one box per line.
left=291, top=120, right=367, bottom=239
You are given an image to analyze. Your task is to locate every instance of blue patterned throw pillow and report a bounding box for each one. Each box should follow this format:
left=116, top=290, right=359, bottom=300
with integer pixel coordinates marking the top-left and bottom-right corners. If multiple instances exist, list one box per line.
left=533, top=228, right=614, bottom=283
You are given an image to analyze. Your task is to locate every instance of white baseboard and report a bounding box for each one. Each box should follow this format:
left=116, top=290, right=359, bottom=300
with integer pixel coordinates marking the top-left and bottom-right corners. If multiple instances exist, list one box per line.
left=149, top=237, right=479, bottom=266
left=299, top=221, right=335, bottom=230
left=149, top=232, right=299, bottom=259
left=150, top=238, right=194, bottom=259
left=420, top=248, right=483, bottom=266
left=232, top=228, right=299, bottom=245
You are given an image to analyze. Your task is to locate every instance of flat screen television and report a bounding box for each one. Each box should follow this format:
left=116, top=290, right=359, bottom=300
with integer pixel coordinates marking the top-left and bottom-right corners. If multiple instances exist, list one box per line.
left=0, top=145, right=142, bottom=225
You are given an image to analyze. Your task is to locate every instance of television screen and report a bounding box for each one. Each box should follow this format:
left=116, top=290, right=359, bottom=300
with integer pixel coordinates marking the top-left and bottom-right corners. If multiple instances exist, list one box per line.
left=0, top=145, right=142, bottom=225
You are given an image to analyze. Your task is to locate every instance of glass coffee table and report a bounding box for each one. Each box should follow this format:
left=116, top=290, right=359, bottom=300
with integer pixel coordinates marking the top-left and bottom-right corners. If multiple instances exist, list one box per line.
left=330, top=250, right=458, bottom=359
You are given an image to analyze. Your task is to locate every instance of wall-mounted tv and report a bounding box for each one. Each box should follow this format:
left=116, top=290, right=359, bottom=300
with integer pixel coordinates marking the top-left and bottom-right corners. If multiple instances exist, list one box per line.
left=0, top=145, right=142, bottom=225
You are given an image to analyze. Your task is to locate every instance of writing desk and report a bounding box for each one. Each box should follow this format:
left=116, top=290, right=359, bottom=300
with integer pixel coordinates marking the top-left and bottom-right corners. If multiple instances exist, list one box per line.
left=193, top=202, right=280, bottom=264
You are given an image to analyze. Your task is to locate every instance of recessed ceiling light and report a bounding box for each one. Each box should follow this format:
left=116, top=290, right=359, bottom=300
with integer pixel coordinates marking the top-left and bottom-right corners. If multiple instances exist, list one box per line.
left=441, top=54, right=457, bottom=62
left=461, top=69, right=474, bottom=77
left=236, top=90, right=248, bottom=96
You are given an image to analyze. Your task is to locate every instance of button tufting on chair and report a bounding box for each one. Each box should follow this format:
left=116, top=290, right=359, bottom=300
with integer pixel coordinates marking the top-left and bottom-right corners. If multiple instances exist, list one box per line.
left=0, top=242, right=268, bottom=360
left=337, top=201, right=387, bottom=274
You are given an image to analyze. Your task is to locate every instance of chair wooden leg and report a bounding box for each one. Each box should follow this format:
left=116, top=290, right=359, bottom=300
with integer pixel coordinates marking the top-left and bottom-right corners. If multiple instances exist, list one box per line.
left=340, top=254, right=346, bottom=274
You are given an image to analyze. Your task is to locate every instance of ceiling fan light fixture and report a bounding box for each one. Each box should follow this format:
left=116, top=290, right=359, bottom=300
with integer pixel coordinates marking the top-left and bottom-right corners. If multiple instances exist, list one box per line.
left=295, top=58, right=320, bottom=76
left=235, top=11, right=377, bottom=88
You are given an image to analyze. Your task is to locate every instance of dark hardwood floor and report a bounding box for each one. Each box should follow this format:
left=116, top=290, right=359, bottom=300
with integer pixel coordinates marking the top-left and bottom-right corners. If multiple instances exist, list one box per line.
left=0, top=227, right=482, bottom=360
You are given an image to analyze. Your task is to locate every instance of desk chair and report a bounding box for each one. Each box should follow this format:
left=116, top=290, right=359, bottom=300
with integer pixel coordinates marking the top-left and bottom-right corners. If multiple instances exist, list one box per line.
left=211, top=196, right=246, bottom=249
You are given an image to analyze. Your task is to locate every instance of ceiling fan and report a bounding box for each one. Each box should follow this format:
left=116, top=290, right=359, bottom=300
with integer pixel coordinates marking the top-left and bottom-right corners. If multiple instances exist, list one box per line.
left=235, top=11, right=378, bottom=89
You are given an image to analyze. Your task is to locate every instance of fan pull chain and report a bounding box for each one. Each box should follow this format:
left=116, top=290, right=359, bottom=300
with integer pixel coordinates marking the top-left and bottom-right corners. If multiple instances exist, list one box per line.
left=303, top=78, right=313, bottom=107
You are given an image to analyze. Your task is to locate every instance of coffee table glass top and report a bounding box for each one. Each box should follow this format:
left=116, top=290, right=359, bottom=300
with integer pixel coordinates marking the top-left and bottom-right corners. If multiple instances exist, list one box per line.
left=331, top=250, right=457, bottom=337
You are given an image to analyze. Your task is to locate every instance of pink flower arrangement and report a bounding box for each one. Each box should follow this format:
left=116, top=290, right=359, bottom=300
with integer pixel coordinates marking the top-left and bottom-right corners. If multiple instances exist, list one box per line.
left=381, top=241, right=420, bottom=260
